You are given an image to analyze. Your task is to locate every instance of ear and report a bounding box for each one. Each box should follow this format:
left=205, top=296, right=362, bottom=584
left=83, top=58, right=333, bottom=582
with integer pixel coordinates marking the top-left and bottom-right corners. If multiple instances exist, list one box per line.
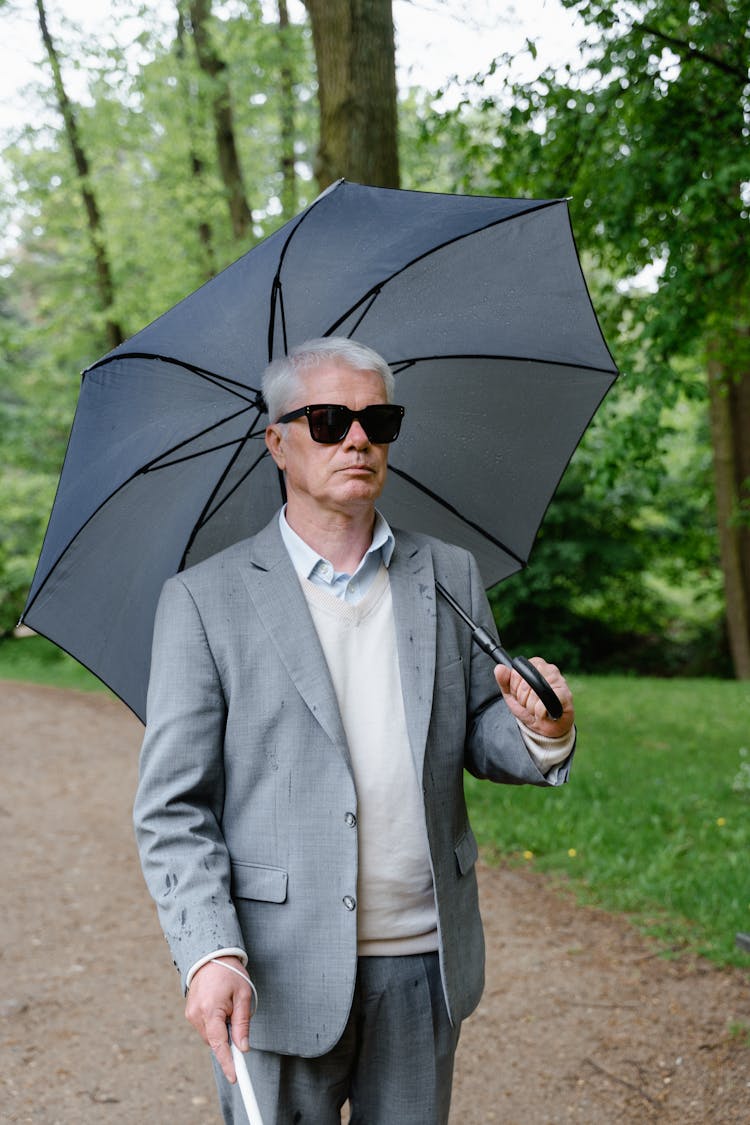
left=265, top=424, right=286, bottom=470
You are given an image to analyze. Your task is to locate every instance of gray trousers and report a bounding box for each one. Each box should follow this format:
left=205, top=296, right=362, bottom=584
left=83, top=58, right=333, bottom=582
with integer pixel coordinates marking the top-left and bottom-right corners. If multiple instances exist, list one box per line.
left=212, top=952, right=460, bottom=1125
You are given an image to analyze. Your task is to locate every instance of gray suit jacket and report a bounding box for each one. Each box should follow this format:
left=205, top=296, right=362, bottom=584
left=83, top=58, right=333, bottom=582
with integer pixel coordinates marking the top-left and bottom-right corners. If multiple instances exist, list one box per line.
left=134, top=516, right=571, bottom=1057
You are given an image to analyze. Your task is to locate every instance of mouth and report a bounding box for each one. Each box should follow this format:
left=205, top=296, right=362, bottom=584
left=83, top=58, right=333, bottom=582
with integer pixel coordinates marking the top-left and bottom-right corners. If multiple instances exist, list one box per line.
left=340, top=463, right=376, bottom=474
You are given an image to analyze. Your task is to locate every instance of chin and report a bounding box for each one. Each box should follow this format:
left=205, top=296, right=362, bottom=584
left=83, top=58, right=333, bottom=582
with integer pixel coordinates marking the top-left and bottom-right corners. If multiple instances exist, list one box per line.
left=338, top=481, right=383, bottom=504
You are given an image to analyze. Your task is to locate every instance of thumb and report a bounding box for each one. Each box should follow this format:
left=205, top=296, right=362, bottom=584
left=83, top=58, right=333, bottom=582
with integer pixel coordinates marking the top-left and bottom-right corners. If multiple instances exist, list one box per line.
left=230, top=988, right=252, bottom=1053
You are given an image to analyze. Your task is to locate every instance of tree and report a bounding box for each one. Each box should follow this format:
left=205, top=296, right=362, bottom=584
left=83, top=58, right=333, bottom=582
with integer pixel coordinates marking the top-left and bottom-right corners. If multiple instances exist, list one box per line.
left=277, top=0, right=298, bottom=218
left=183, top=0, right=254, bottom=240
left=34, top=0, right=124, bottom=350
left=175, top=3, right=218, bottom=279
left=302, top=0, right=400, bottom=189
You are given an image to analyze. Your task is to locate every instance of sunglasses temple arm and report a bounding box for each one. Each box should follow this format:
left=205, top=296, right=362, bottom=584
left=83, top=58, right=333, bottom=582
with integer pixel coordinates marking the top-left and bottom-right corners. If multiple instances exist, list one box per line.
left=435, top=582, right=563, bottom=721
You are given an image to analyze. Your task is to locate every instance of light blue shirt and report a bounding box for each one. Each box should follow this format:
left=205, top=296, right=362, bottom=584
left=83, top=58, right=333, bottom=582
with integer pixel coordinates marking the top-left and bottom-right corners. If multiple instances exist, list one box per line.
left=278, top=507, right=395, bottom=605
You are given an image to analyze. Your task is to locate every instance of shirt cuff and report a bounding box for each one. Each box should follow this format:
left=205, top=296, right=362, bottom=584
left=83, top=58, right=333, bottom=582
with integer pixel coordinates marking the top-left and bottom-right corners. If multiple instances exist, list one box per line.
left=185, top=947, right=248, bottom=991
left=518, top=721, right=576, bottom=773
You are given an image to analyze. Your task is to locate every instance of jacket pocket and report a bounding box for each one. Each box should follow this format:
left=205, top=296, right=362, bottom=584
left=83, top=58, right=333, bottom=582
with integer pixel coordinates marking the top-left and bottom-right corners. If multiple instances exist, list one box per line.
left=231, top=861, right=288, bottom=903
left=454, top=826, right=479, bottom=876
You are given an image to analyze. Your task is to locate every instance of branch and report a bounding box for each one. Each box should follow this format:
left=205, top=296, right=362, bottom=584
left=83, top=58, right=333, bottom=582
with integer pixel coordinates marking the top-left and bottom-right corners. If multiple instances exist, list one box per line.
left=636, top=20, right=747, bottom=83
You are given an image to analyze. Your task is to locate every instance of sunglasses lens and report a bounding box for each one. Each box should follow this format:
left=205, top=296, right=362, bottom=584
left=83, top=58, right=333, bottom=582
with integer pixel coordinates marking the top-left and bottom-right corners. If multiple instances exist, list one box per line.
left=362, top=406, right=403, bottom=443
left=308, top=406, right=349, bottom=443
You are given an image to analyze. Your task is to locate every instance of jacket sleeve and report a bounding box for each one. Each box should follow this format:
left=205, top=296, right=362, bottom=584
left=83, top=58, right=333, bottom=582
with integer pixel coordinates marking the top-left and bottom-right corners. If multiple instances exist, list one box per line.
left=461, top=551, right=573, bottom=787
left=133, top=576, right=246, bottom=992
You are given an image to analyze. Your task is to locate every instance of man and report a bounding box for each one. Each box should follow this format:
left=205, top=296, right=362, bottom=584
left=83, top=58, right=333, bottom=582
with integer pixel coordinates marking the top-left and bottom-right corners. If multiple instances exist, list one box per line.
left=134, top=337, right=575, bottom=1124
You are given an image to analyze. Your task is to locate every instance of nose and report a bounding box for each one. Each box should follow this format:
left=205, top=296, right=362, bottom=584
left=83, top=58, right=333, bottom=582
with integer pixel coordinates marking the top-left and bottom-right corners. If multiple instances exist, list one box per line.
left=344, top=418, right=370, bottom=448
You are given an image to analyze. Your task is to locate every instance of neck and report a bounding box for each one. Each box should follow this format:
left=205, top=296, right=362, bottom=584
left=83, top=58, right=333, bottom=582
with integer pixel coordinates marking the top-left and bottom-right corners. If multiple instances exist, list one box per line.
left=284, top=500, right=376, bottom=574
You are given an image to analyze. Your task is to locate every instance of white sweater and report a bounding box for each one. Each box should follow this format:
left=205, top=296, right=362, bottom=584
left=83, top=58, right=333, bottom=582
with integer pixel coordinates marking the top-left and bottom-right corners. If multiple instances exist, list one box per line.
left=301, top=566, right=439, bottom=956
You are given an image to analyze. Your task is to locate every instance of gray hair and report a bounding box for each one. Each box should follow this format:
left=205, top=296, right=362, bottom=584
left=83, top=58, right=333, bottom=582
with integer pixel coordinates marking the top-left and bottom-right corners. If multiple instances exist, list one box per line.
left=262, top=337, right=395, bottom=422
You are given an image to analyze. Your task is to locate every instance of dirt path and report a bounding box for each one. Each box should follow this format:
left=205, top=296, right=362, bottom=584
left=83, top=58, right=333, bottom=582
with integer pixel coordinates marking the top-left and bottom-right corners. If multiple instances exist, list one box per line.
left=2, top=680, right=749, bottom=1123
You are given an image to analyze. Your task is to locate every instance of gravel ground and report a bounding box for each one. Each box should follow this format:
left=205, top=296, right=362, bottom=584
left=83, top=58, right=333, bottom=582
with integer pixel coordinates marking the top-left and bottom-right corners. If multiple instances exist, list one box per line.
left=3, top=680, right=749, bottom=1123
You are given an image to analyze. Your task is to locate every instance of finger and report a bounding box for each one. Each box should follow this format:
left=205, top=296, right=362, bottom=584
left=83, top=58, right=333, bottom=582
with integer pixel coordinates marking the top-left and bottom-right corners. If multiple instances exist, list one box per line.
left=493, top=664, right=529, bottom=711
left=493, top=664, right=512, bottom=692
left=493, top=663, right=527, bottom=696
left=511, top=670, right=539, bottom=715
left=206, top=1017, right=237, bottom=1084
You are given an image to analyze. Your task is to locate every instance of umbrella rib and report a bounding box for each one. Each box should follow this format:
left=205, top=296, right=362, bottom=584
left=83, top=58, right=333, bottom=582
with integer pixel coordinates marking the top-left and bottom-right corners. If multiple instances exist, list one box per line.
left=199, top=447, right=271, bottom=526
left=267, top=179, right=344, bottom=358
left=179, top=439, right=271, bottom=570
left=142, top=403, right=261, bottom=470
left=387, top=464, right=526, bottom=568
left=145, top=434, right=263, bottom=472
left=85, top=351, right=265, bottom=407
left=339, top=289, right=381, bottom=338
left=562, top=203, right=619, bottom=373
left=21, top=405, right=263, bottom=619
left=385, top=353, right=619, bottom=377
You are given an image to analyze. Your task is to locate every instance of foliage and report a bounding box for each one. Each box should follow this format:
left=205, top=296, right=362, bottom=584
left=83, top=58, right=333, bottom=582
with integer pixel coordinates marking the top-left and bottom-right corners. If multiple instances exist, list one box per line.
left=466, top=674, right=750, bottom=968
left=0, top=471, right=57, bottom=636
left=0, top=632, right=110, bottom=692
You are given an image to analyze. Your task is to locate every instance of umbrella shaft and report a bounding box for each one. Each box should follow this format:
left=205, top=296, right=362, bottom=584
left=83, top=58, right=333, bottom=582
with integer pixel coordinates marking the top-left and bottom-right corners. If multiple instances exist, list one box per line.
left=435, top=582, right=513, bottom=669
left=470, top=625, right=513, bottom=670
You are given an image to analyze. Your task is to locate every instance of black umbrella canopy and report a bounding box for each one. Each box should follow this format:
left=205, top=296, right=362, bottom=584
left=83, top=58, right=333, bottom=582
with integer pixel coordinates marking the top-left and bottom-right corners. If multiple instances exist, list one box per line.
left=22, top=180, right=618, bottom=720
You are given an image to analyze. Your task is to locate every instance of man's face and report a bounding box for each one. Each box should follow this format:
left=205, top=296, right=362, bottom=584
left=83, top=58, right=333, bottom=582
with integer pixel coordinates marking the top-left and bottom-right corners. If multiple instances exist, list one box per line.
left=265, top=362, right=390, bottom=519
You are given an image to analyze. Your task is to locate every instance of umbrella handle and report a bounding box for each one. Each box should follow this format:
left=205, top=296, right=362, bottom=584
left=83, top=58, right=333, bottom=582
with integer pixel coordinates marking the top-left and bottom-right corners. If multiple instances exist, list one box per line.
left=435, top=582, right=564, bottom=721
left=506, top=653, right=564, bottom=721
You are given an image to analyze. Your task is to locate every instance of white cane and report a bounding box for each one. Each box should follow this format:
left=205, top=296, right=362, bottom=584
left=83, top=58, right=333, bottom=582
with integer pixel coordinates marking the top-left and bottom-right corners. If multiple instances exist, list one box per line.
left=230, top=1035, right=265, bottom=1125
left=210, top=959, right=265, bottom=1125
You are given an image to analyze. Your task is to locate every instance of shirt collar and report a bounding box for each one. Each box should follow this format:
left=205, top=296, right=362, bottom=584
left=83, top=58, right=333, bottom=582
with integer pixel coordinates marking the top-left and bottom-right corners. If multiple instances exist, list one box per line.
left=278, top=507, right=395, bottom=581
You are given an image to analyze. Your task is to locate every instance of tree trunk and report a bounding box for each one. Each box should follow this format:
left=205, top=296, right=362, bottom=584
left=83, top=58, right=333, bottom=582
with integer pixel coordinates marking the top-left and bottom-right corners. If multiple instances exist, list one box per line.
left=176, top=4, right=216, bottom=279
left=188, top=0, right=254, bottom=241
left=35, top=0, right=124, bottom=351
left=277, top=0, right=298, bottom=219
left=707, top=346, right=750, bottom=678
left=302, top=0, right=400, bottom=190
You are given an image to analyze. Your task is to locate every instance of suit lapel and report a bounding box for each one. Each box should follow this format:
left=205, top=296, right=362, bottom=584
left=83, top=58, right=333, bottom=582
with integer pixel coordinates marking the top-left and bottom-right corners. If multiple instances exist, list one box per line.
left=236, top=520, right=439, bottom=777
left=238, top=519, right=349, bottom=756
left=389, top=530, right=437, bottom=782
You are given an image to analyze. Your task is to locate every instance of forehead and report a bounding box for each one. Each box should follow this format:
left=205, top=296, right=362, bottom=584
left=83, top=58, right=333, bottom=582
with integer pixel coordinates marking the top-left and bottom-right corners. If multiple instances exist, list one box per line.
left=295, top=361, right=386, bottom=403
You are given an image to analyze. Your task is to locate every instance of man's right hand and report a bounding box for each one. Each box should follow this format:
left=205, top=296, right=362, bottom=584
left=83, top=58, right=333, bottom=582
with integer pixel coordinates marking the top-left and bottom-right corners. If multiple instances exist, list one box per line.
left=185, top=956, right=254, bottom=1083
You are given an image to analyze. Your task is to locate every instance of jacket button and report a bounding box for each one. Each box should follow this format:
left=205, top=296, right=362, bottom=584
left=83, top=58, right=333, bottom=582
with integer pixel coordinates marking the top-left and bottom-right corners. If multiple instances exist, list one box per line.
left=345, top=812, right=357, bottom=827
left=343, top=895, right=356, bottom=911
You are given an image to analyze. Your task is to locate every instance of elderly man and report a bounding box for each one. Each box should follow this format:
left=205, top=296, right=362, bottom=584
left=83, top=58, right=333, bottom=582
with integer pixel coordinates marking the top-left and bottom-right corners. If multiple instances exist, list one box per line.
left=134, top=337, right=575, bottom=1124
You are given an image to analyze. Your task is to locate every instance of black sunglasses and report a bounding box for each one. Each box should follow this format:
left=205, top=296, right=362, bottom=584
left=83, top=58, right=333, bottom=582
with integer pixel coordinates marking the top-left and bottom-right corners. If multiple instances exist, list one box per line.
left=276, top=403, right=405, bottom=444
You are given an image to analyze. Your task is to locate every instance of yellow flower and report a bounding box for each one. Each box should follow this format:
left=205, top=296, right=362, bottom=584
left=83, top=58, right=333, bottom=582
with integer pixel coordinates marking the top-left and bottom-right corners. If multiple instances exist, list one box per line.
left=523, top=850, right=534, bottom=860
left=716, top=817, right=727, bottom=827
left=568, top=848, right=577, bottom=858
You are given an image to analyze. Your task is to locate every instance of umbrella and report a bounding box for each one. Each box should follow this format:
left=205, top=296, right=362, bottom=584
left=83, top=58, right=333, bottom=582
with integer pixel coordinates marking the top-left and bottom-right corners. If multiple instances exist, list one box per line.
left=21, top=179, right=618, bottom=721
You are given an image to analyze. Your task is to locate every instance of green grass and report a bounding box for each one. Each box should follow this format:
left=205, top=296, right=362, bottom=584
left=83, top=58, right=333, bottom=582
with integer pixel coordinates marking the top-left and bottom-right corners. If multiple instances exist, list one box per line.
left=3, top=646, right=749, bottom=969
left=0, top=634, right=111, bottom=693
left=466, top=675, right=750, bottom=968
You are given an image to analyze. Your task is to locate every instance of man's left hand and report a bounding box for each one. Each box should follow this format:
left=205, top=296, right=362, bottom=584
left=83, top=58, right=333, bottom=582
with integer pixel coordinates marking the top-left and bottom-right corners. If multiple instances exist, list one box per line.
left=494, top=658, right=575, bottom=739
